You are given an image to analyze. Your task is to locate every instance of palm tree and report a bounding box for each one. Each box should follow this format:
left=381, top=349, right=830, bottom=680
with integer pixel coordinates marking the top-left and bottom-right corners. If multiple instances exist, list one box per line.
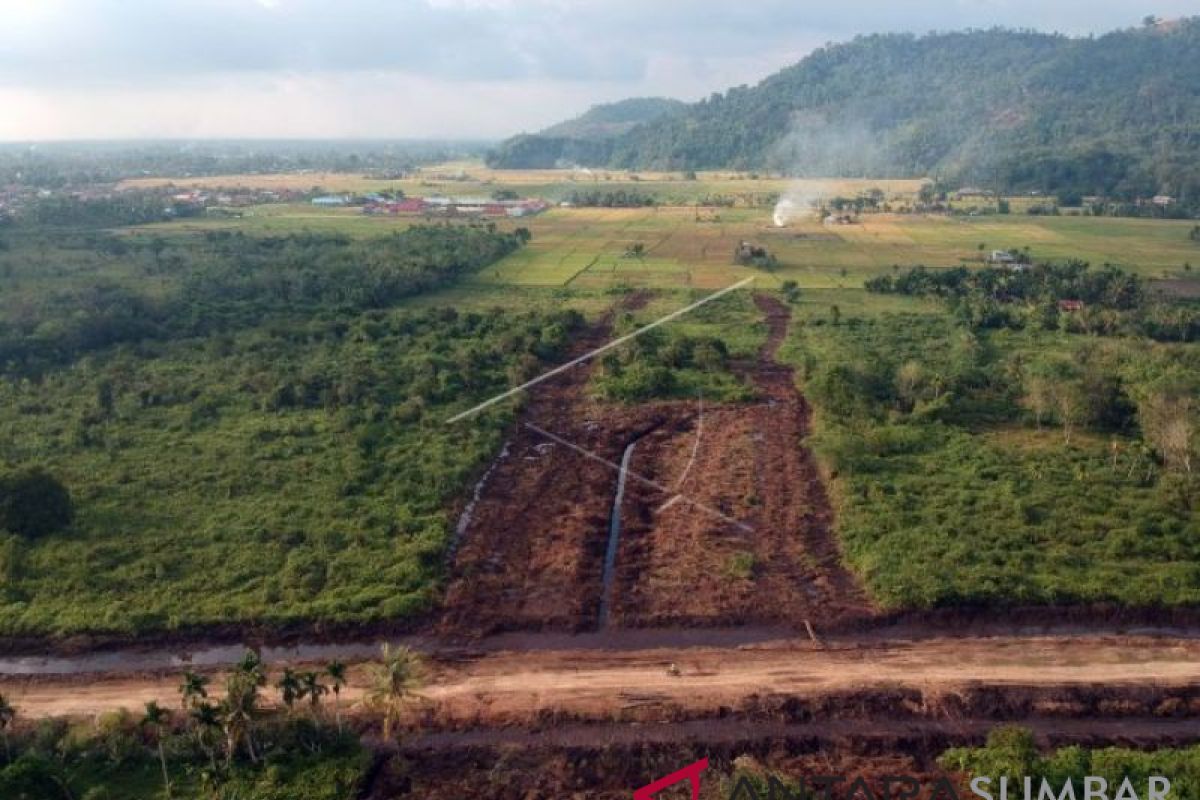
left=141, top=701, right=173, bottom=799
left=276, top=668, right=302, bottom=714
left=235, top=650, right=267, bottom=686
left=178, top=671, right=208, bottom=736
left=190, top=701, right=222, bottom=773
left=326, top=661, right=347, bottom=733
left=180, top=671, right=209, bottom=708
left=221, top=670, right=261, bottom=765
left=367, top=644, right=423, bottom=740
left=299, top=671, right=328, bottom=717
left=0, top=692, right=14, bottom=764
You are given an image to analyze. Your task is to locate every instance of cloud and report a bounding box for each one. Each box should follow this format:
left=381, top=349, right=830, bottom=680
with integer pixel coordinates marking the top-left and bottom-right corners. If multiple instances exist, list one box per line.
left=1, top=0, right=1196, bottom=139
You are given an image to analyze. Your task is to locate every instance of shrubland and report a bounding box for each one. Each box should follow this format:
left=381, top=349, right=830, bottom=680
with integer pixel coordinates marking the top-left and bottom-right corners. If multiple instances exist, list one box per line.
left=943, top=727, right=1200, bottom=800
left=787, top=269, right=1200, bottom=608
left=0, top=224, right=583, bottom=636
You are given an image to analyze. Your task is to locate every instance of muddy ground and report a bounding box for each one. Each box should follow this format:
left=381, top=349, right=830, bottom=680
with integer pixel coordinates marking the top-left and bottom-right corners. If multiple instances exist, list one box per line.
left=442, top=292, right=872, bottom=636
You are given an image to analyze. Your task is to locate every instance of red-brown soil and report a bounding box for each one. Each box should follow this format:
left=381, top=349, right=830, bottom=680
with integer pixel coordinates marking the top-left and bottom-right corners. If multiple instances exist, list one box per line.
left=441, top=291, right=873, bottom=636
left=609, top=294, right=873, bottom=628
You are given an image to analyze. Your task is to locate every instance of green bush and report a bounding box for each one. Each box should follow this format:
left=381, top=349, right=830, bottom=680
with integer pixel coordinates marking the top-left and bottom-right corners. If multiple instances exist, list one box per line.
left=0, top=468, right=73, bottom=539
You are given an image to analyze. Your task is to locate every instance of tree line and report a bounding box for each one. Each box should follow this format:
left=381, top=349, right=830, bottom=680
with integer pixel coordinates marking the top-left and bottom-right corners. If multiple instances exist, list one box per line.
left=0, top=645, right=423, bottom=799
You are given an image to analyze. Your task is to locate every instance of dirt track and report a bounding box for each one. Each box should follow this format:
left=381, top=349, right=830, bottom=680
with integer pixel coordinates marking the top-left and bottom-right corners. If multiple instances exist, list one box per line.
left=5, top=634, right=1199, bottom=725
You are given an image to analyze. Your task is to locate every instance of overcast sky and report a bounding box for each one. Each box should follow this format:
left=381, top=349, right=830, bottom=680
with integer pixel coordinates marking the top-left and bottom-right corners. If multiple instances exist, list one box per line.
left=1, top=0, right=1197, bottom=141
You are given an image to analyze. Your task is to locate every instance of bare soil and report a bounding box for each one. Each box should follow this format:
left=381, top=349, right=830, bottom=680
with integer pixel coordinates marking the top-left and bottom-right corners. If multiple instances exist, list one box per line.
left=7, top=634, right=1199, bottom=724
left=441, top=291, right=873, bottom=636
left=610, top=294, right=873, bottom=628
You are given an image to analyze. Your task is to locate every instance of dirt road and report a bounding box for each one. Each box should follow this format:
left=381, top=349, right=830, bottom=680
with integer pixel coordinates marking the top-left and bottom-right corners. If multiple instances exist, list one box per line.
left=5, top=634, right=1198, bottom=725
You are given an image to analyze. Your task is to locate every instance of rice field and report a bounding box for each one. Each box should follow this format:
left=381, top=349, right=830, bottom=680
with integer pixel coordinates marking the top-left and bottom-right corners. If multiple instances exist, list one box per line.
left=125, top=166, right=1200, bottom=290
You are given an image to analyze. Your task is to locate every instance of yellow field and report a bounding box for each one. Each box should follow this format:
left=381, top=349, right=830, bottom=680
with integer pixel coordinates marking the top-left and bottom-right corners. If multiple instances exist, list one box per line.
left=118, top=160, right=927, bottom=204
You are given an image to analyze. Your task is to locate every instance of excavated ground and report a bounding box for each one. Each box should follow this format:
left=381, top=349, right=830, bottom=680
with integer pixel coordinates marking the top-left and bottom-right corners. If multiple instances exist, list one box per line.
left=442, top=292, right=873, bottom=636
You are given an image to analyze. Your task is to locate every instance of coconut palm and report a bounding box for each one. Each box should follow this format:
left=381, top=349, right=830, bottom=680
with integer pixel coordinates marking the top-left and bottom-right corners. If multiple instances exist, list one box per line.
left=367, top=644, right=423, bottom=740
left=141, top=701, right=173, bottom=799
left=326, top=660, right=347, bottom=733
left=0, top=692, right=14, bottom=764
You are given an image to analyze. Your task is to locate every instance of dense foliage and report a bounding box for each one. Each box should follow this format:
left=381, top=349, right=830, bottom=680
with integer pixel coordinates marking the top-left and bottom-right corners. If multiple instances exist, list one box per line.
left=537, top=97, right=686, bottom=141
left=0, top=468, right=73, bottom=540
left=787, top=302, right=1200, bottom=609
left=564, top=189, right=657, bottom=208
left=0, top=654, right=375, bottom=799
left=487, top=98, right=685, bottom=167
left=0, top=222, right=583, bottom=636
left=867, top=262, right=1200, bottom=342
left=494, top=21, right=1200, bottom=204
left=943, top=727, right=1200, bottom=800
left=0, top=225, right=529, bottom=374
left=593, top=294, right=761, bottom=403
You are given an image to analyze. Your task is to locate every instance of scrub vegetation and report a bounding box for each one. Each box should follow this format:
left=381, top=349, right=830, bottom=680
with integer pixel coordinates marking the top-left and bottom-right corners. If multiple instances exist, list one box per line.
left=0, top=223, right=592, bottom=636
left=786, top=263, right=1200, bottom=608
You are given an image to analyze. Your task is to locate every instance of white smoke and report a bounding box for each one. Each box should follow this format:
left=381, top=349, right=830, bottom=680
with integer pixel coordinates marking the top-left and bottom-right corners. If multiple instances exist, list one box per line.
left=772, top=189, right=823, bottom=227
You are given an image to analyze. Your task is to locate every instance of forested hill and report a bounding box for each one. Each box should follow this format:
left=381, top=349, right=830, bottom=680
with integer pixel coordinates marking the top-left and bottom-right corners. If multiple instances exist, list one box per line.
left=488, top=20, right=1200, bottom=199
left=540, top=97, right=686, bottom=140
left=485, top=97, right=684, bottom=169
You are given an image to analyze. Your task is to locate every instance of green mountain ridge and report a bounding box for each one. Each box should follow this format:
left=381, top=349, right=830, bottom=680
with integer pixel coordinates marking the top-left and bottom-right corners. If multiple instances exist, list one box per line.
left=539, top=97, right=687, bottom=140
left=487, top=20, right=1200, bottom=199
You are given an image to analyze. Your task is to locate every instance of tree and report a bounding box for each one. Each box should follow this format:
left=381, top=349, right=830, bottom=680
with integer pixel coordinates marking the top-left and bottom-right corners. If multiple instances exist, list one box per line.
left=189, top=701, right=222, bottom=773
left=221, top=652, right=265, bottom=765
left=179, top=671, right=209, bottom=714
left=326, top=661, right=347, bottom=734
left=895, top=360, right=927, bottom=412
left=141, top=701, right=173, bottom=799
left=367, top=644, right=424, bottom=740
left=276, top=668, right=302, bottom=714
left=299, top=671, right=328, bottom=716
left=0, top=468, right=73, bottom=539
left=1052, top=379, right=1085, bottom=445
left=780, top=280, right=801, bottom=304
left=1139, top=390, right=1195, bottom=473
left=0, top=692, right=13, bottom=764
left=1022, top=374, right=1055, bottom=429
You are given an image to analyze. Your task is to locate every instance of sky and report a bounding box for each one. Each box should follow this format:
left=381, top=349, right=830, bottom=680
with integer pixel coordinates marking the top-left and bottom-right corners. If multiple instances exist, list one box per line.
left=1, top=0, right=1197, bottom=141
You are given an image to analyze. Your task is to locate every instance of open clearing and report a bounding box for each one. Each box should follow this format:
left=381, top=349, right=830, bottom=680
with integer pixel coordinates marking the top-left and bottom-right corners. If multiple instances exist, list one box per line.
left=136, top=205, right=1200, bottom=288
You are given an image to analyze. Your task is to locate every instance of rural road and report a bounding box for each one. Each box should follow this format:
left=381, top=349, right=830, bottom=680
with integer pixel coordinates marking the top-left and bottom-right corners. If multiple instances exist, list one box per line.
left=4, top=633, right=1197, bottom=723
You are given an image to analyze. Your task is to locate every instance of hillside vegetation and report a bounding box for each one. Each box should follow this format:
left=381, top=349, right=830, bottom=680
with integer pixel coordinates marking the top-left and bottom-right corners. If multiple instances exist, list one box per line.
left=490, top=20, right=1200, bottom=201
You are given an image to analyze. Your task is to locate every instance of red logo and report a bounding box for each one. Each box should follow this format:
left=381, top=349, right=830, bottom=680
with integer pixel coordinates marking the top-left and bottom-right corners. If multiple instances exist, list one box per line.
left=634, top=758, right=709, bottom=800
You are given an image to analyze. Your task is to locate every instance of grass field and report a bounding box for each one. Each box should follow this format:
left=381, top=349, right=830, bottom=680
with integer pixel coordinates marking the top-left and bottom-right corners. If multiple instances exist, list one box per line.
left=134, top=204, right=1200, bottom=291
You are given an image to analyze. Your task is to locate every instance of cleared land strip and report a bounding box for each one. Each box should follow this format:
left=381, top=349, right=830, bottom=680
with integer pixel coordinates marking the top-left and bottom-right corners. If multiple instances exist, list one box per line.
left=5, top=634, right=1198, bottom=723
